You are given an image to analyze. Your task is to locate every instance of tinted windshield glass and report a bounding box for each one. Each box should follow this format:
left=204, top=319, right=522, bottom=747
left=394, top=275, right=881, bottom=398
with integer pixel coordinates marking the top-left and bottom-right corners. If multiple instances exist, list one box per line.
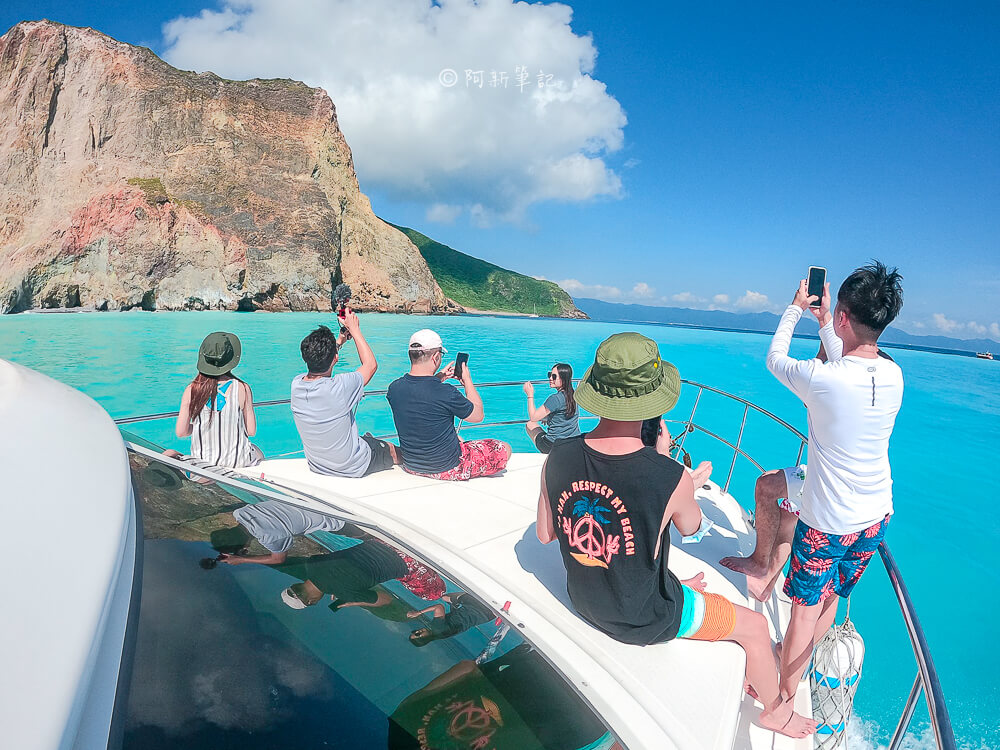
left=124, top=448, right=620, bottom=750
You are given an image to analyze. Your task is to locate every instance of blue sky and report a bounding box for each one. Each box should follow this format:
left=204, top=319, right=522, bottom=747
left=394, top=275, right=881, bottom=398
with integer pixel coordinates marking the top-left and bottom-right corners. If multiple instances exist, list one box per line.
left=4, top=2, right=998, bottom=341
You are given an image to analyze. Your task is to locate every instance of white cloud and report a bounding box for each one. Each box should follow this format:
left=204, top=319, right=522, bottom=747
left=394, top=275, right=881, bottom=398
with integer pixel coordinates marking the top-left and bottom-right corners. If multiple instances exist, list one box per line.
left=632, top=282, right=655, bottom=298
left=932, top=313, right=960, bottom=334
left=127, top=543, right=333, bottom=734
left=162, top=0, right=627, bottom=222
left=931, top=313, right=1000, bottom=341
left=557, top=278, right=621, bottom=300
left=670, top=291, right=703, bottom=305
left=426, top=203, right=462, bottom=224
left=734, top=290, right=776, bottom=312
left=712, top=293, right=730, bottom=305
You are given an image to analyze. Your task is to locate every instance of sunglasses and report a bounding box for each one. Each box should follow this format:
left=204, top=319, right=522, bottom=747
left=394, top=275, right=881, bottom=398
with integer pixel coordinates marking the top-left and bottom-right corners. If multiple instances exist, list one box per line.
left=547, top=372, right=559, bottom=380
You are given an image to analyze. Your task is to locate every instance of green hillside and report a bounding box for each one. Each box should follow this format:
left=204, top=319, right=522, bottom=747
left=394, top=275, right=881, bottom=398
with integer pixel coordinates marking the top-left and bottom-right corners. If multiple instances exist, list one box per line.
left=389, top=223, right=583, bottom=317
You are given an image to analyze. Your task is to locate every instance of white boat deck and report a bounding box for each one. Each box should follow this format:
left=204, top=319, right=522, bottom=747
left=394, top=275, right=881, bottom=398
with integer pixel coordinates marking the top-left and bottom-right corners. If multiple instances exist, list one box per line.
left=243, top=454, right=813, bottom=750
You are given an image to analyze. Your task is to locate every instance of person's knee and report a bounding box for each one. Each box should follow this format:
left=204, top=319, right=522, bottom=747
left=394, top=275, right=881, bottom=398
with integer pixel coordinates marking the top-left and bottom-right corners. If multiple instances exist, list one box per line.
left=790, top=600, right=823, bottom=627
left=732, top=607, right=769, bottom=645
left=503, top=441, right=512, bottom=460
left=756, top=470, right=786, bottom=501
left=744, top=609, right=769, bottom=638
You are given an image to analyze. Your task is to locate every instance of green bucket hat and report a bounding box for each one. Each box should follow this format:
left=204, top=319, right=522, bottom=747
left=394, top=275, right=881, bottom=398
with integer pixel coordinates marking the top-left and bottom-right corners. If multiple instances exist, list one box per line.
left=574, top=332, right=681, bottom=421
left=197, top=332, right=242, bottom=376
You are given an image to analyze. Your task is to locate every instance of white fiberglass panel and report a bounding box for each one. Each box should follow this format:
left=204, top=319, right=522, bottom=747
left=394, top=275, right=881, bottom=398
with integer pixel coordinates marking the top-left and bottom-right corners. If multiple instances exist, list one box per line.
left=0, top=360, right=135, bottom=750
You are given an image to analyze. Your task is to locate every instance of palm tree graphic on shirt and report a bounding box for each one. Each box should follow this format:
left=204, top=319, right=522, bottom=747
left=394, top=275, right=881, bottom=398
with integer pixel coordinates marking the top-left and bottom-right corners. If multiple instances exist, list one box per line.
left=572, top=497, right=612, bottom=525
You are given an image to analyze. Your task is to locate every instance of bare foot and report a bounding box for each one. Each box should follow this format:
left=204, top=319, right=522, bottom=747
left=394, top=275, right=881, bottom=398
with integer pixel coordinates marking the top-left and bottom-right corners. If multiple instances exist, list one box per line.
left=743, top=678, right=759, bottom=700
left=759, top=706, right=817, bottom=738
left=720, top=555, right=768, bottom=577
left=746, top=570, right=780, bottom=603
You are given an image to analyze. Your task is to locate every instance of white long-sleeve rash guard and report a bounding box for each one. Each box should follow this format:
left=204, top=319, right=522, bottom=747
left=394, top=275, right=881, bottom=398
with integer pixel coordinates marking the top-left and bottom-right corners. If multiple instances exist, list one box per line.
left=766, top=305, right=904, bottom=535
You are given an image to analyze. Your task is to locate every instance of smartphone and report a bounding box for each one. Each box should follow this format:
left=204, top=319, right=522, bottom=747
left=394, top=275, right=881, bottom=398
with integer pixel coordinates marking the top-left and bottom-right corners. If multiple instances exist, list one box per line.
left=807, top=266, right=826, bottom=307
left=337, top=311, right=352, bottom=341
left=454, top=352, right=469, bottom=380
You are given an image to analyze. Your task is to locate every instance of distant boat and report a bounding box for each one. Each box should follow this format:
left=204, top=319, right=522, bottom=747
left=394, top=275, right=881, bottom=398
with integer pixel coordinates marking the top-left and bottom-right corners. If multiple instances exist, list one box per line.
left=529, top=303, right=539, bottom=318
left=976, top=351, right=994, bottom=360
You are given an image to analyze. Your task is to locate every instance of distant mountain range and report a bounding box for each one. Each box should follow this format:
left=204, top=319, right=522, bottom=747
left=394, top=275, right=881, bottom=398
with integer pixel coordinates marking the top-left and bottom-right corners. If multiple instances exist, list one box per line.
left=574, top=298, right=999, bottom=355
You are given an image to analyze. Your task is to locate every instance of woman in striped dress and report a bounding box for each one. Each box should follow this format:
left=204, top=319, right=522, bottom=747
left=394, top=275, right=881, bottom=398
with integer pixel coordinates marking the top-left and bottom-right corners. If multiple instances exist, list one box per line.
left=173, top=332, right=262, bottom=468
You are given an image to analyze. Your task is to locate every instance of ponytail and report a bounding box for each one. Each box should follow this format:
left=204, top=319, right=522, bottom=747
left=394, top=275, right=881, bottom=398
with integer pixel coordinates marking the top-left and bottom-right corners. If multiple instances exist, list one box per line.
left=555, top=363, right=576, bottom=417
left=188, top=372, right=239, bottom=423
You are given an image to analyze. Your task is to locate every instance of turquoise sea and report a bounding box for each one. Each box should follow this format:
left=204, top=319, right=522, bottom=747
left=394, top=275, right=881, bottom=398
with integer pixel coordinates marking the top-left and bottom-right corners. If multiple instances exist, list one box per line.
left=2, top=311, right=996, bottom=749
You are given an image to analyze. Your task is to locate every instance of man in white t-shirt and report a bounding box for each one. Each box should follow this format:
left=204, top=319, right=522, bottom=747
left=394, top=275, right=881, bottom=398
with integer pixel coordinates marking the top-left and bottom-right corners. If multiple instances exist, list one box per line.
left=291, top=309, right=399, bottom=477
left=766, top=261, right=904, bottom=707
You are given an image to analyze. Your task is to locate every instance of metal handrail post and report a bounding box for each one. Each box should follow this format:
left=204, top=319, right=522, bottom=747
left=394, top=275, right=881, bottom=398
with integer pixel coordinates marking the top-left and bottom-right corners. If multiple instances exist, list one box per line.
left=113, top=379, right=807, bottom=441
left=878, top=543, right=956, bottom=750
left=677, top=386, right=703, bottom=452
left=723, top=403, right=749, bottom=495
left=888, top=673, right=924, bottom=750
left=795, top=439, right=806, bottom=465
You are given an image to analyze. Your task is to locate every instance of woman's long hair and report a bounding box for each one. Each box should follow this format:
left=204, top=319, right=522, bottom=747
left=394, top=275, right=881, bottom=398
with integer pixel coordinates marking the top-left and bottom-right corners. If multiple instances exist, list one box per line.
left=554, top=362, right=576, bottom=417
left=188, top=372, right=236, bottom=424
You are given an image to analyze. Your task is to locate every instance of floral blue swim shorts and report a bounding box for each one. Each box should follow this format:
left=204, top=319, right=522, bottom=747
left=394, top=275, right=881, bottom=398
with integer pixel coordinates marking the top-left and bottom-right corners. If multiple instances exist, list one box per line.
left=783, top=515, right=890, bottom=606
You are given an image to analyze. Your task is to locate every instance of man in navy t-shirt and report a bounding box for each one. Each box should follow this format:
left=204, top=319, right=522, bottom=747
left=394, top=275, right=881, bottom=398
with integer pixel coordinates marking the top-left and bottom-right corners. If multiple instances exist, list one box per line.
left=387, top=329, right=511, bottom=481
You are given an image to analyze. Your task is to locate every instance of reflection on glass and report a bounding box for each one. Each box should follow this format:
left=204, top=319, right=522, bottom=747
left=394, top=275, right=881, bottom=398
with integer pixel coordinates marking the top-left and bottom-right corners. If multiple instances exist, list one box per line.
left=123, top=449, right=618, bottom=750
left=274, top=540, right=445, bottom=611
left=408, top=592, right=494, bottom=647
left=388, top=644, right=618, bottom=750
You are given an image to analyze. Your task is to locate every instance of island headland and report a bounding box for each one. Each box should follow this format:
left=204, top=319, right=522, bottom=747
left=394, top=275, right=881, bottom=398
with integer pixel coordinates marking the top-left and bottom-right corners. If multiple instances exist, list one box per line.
left=0, top=20, right=585, bottom=318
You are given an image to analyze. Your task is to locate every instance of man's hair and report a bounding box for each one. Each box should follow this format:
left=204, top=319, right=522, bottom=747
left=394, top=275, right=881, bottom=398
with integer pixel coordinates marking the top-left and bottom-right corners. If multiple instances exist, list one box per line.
left=837, top=261, right=903, bottom=339
left=408, top=347, right=439, bottom=364
left=208, top=524, right=251, bottom=554
left=301, top=325, right=338, bottom=373
left=408, top=628, right=436, bottom=647
left=640, top=416, right=662, bottom=447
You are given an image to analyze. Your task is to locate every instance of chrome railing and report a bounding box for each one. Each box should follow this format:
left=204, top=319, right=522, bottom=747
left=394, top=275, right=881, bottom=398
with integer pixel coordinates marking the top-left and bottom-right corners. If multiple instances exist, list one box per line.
left=116, top=377, right=955, bottom=749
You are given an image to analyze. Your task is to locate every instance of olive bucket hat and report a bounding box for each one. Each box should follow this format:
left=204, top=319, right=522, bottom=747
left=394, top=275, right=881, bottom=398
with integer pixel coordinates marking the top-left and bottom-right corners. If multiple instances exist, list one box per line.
left=574, top=332, right=681, bottom=421
left=197, top=332, right=242, bottom=376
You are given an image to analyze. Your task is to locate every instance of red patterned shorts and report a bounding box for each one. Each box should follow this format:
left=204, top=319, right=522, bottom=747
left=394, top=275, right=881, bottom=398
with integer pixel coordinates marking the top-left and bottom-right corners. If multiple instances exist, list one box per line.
left=396, top=550, right=446, bottom=601
left=405, top=439, right=510, bottom=482
left=783, top=514, right=890, bottom=606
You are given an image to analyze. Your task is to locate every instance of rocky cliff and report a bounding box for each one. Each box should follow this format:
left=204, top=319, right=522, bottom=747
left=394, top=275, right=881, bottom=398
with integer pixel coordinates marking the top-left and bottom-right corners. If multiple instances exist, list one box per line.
left=0, top=20, right=456, bottom=313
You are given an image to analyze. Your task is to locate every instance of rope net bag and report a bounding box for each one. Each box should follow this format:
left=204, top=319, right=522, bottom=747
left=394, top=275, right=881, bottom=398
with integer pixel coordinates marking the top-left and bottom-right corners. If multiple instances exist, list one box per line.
left=810, top=600, right=865, bottom=749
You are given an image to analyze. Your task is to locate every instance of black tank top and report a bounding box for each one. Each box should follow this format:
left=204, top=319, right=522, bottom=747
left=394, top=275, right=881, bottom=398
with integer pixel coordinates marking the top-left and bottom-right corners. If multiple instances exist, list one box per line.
left=544, top=436, right=686, bottom=645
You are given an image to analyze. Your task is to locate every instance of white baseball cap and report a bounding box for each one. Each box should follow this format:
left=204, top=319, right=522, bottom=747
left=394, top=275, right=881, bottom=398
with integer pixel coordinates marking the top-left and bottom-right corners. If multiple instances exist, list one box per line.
left=281, top=587, right=308, bottom=610
left=408, top=329, right=447, bottom=353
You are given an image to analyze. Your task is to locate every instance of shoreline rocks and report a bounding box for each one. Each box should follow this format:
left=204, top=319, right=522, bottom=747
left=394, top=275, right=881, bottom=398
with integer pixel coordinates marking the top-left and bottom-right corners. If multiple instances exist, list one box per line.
left=0, top=20, right=455, bottom=315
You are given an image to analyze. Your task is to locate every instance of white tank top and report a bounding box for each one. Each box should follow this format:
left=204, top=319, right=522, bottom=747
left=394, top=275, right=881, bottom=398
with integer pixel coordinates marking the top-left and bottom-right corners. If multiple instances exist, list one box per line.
left=190, top=379, right=257, bottom=468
